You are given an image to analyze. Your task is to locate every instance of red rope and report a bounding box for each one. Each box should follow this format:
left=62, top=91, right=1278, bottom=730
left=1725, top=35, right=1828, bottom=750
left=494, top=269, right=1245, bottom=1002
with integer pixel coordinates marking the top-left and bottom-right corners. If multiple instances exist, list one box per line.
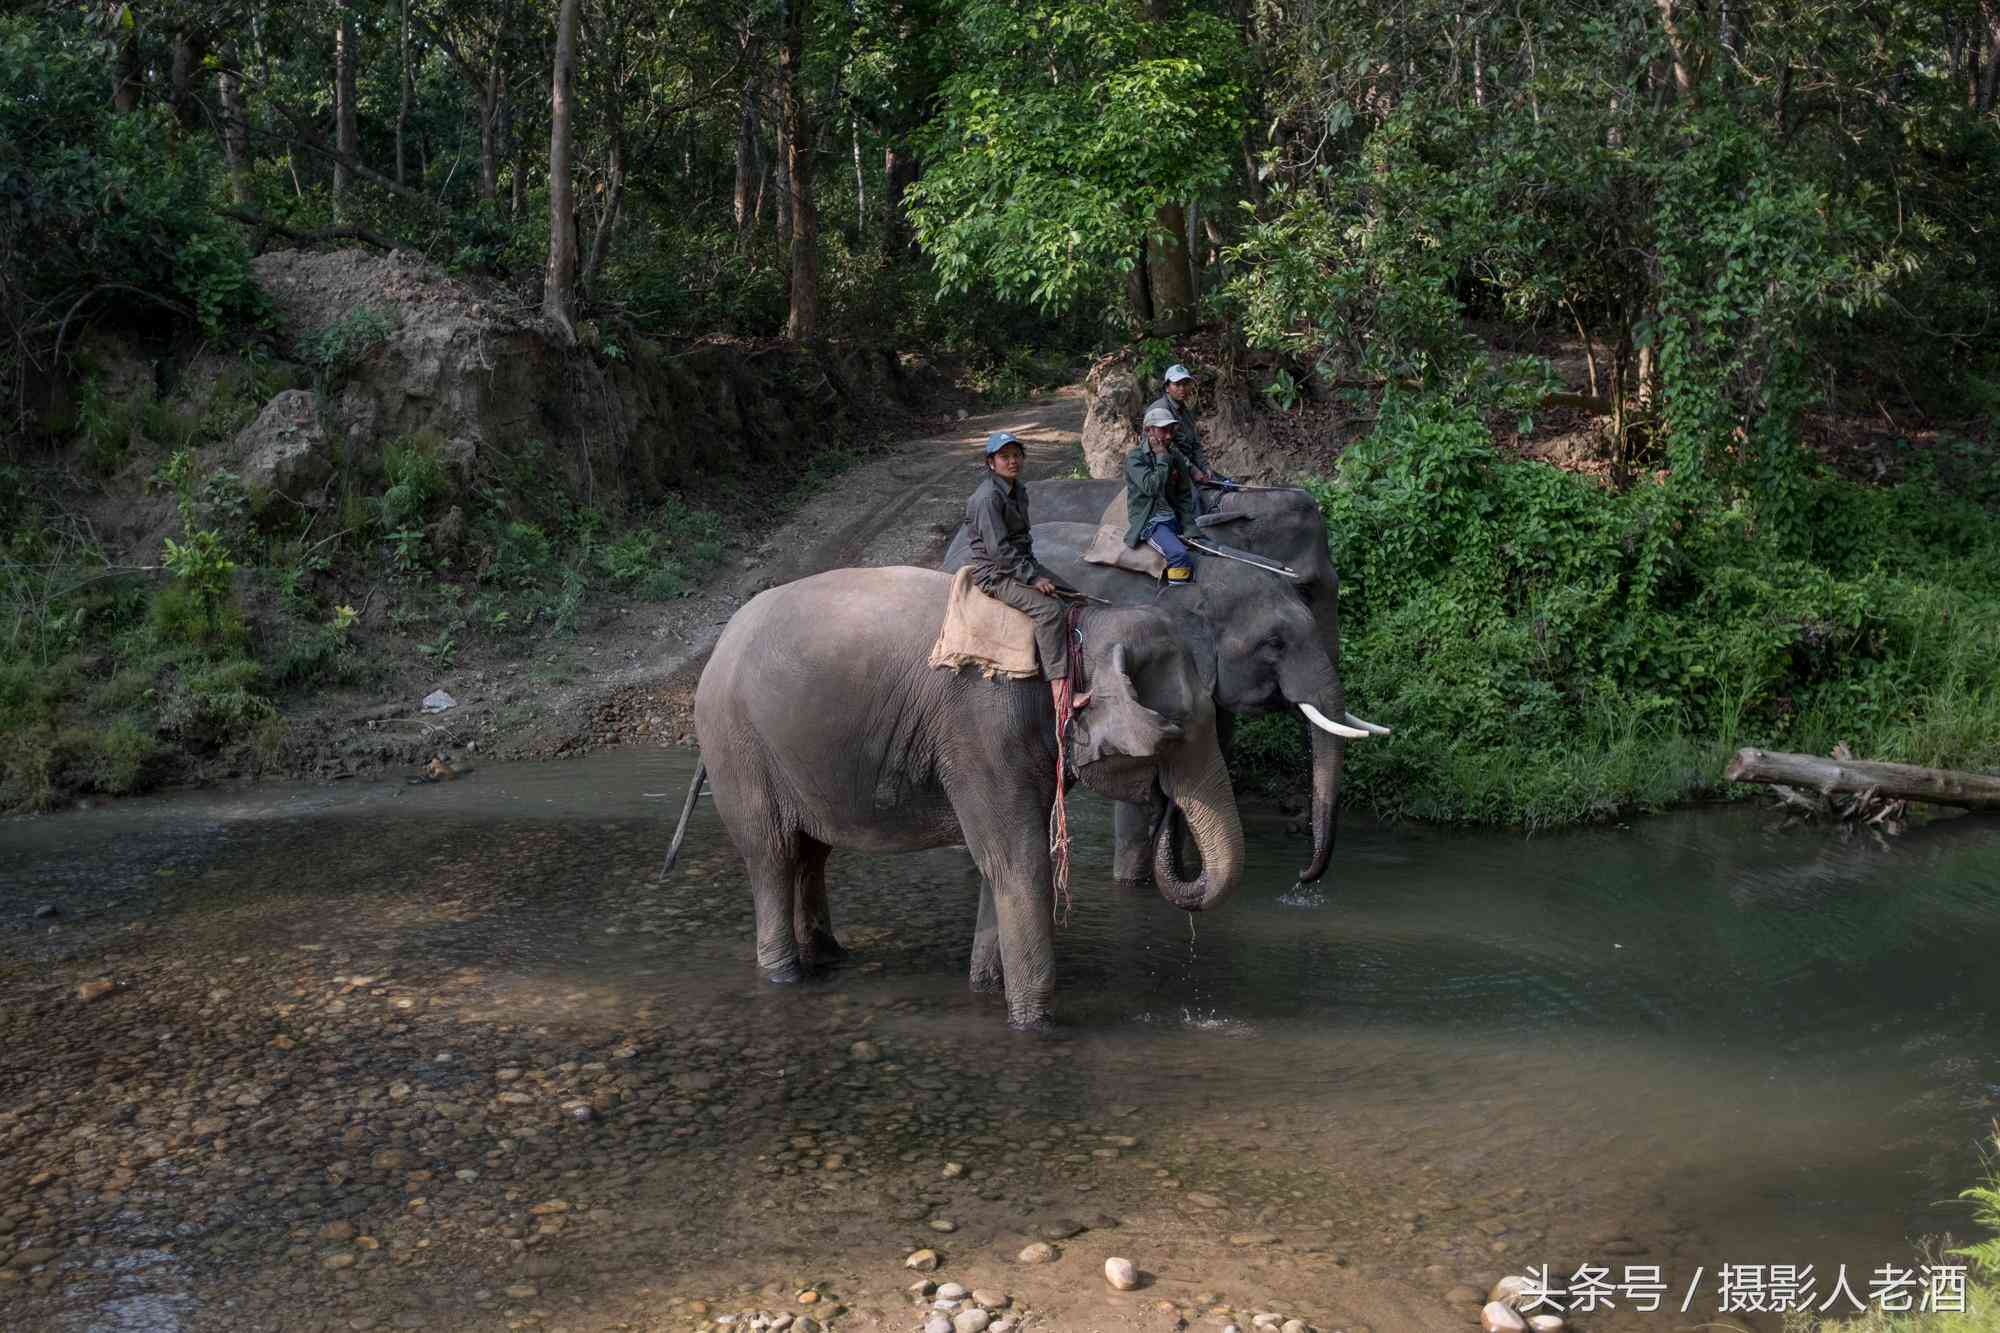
left=1048, top=603, right=1085, bottom=925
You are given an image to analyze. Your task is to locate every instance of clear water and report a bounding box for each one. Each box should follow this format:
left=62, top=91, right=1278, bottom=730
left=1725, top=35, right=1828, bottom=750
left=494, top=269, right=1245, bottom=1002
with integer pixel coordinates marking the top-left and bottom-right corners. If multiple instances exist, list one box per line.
left=6, top=750, right=1999, bottom=1331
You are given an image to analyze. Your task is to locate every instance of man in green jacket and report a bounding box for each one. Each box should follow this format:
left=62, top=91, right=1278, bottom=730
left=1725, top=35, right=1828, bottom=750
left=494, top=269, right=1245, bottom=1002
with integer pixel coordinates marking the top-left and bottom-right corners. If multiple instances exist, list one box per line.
left=1124, top=406, right=1200, bottom=583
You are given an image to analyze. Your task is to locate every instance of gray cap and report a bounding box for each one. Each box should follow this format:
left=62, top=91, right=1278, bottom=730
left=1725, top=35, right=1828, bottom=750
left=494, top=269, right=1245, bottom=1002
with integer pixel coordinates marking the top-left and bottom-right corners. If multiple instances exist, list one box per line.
left=1142, top=406, right=1178, bottom=429
left=1163, top=363, right=1194, bottom=383
left=983, top=431, right=1022, bottom=455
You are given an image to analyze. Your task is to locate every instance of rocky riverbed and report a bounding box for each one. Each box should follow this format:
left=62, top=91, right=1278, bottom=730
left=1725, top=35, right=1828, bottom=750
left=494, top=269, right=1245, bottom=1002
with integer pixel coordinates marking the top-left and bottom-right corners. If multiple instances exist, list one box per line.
left=6, top=750, right=1993, bottom=1333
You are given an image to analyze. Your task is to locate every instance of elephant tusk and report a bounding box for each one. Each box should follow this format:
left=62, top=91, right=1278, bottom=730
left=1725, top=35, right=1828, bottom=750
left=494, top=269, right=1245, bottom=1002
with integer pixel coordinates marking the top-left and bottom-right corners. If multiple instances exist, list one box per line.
left=1300, top=703, right=1370, bottom=739
left=1343, top=712, right=1392, bottom=736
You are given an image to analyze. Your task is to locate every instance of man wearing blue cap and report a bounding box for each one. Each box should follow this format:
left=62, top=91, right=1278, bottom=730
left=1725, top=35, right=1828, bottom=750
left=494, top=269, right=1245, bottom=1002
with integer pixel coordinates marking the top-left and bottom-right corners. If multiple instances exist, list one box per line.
left=965, top=432, right=1081, bottom=708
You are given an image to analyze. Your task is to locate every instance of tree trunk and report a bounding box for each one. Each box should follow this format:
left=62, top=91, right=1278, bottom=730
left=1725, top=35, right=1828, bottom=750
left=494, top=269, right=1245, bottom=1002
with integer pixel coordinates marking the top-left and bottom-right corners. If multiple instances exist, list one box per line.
left=1724, top=748, right=2000, bottom=812
left=883, top=143, right=918, bottom=253
left=334, top=3, right=358, bottom=217
left=775, top=116, right=793, bottom=241
left=1655, top=0, right=1702, bottom=102
left=852, top=117, right=866, bottom=232
left=780, top=0, right=818, bottom=339
left=110, top=4, right=141, bottom=112
left=733, top=41, right=763, bottom=235
left=479, top=88, right=501, bottom=203
left=170, top=27, right=205, bottom=128
left=397, top=0, right=413, bottom=187
left=1149, top=203, right=1196, bottom=335
left=542, top=0, right=581, bottom=338
left=219, top=42, right=252, bottom=205
left=1126, top=241, right=1154, bottom=333
left=583, top=114, right=625, bottom=295
left=1980, top=0, right=2000, bottom=113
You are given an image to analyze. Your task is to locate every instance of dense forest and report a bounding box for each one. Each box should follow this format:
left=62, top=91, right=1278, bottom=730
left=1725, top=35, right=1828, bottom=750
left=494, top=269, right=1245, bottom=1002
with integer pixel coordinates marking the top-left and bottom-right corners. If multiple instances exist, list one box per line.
left=3, top=0, right=2000, bottom=820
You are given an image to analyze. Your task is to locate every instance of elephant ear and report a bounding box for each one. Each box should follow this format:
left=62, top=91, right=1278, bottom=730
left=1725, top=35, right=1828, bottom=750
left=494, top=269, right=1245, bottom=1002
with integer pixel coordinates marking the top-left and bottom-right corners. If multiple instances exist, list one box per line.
left=1073, top=637, right=1183, bottom=766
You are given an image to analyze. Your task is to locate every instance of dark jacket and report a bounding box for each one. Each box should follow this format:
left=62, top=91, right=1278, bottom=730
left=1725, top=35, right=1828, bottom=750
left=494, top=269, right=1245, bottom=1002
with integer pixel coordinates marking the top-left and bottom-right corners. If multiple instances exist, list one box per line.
left=1123, top=444, right=1200, bottom=547
left=965, top=472, right=1049, bottom=588
left=1145, top=392, right=1212, bottom=474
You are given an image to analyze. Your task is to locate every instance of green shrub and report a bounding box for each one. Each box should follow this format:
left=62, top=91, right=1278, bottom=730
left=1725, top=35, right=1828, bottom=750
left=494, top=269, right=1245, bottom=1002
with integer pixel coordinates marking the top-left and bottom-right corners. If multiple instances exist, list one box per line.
left=1270, top=394, right=2000, bottom=826
left=158, top=660, right=275, bottom=751
left=303, top=306, right=397, bottom=378
left=378, top=434, right=446, bottom=530
left=492, top=520, right=553, bottom=586
left=91, top=718, right=158, bottom=794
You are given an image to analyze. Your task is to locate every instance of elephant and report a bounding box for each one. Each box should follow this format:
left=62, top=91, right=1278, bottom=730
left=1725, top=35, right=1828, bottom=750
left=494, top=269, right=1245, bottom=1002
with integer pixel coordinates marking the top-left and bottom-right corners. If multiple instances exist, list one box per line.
left=946, top=480, right=1363, bottom=888
left=943, top=509, right=1383, bottom=891
left=661, top=565, right=1246, bottom=1029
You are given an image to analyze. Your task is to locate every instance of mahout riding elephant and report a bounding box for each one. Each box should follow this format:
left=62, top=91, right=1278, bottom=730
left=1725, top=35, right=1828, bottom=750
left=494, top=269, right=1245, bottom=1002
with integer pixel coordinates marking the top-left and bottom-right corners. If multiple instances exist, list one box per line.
left=663, top=565, right=1245, bottom=1029
left=943, top=511, right=1383, bottom=890
left=948, top=481, right=1360, bottom=886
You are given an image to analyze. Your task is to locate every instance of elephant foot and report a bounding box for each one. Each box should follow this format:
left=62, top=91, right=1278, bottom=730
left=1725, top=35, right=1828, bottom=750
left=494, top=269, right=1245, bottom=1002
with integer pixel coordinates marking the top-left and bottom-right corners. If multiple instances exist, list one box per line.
left=1006, top=1011, right=1058, bottom=1034
left=764, top=961, right=804, bottom=985
left=969, top=967, right=1003, bottom=994
left=799, top=931, right=850, bottom=966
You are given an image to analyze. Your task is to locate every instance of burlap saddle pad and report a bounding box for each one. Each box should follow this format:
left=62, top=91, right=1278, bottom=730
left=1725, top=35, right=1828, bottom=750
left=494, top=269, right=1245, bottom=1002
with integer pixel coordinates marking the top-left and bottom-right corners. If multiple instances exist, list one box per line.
left=928, top=566, right=1043, bottom=680
left=1082, top=492, right=1168, bottom=577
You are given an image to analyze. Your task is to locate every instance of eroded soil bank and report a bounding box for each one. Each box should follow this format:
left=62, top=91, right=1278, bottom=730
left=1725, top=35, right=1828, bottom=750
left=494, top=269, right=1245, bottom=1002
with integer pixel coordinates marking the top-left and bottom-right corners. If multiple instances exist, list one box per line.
left=5, top=747, right=1998, bottom=1333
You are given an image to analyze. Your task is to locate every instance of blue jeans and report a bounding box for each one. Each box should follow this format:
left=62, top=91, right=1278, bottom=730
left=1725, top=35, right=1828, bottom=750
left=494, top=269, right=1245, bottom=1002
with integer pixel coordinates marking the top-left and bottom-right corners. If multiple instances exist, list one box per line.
left=1142, top=517, right=1192, bottom=573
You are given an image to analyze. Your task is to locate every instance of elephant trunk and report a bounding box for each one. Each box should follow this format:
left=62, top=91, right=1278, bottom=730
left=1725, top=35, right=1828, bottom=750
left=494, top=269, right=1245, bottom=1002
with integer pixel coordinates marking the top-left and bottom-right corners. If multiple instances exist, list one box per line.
left=1152, top=741, right=1245, bottom=912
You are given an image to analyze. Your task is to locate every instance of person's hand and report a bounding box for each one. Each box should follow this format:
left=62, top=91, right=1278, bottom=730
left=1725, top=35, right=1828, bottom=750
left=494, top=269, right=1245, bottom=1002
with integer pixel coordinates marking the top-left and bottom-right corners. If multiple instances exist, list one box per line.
left=1033, top=577, right=1057, bottom=595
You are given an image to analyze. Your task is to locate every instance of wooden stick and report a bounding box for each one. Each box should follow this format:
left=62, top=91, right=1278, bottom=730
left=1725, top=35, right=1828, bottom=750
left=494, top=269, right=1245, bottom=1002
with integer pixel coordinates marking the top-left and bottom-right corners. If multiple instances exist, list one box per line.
left=1723, top=747, right=2000, bottom=811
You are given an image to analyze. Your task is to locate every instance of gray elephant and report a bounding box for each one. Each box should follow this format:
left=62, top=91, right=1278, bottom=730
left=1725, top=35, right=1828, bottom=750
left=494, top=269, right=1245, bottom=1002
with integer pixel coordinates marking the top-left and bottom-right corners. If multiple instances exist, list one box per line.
left=948, top=480, right=1364, bottom=887
left=661, top=565, right=1245, bottom=1029
left=944, top=509, right=1382, bottom=889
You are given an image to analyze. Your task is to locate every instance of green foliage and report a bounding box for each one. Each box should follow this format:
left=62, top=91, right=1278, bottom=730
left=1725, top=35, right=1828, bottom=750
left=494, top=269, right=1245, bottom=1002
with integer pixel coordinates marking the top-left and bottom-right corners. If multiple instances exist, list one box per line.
left=158, top=660, right=276, bottom=752
left=0, top=13, right=264, bottom=414
left=1273, top=397, right=2000, bottom=826
left=160, top=530, right=239, bottom=641
left=304, top=306, right=397, bottom=378
left=909, top=0, right=1247, bottom=310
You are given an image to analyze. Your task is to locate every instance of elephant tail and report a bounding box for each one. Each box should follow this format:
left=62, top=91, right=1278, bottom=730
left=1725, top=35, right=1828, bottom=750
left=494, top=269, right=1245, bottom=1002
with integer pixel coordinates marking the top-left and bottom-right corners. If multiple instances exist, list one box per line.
left=658, top=759, right=707, bottom=880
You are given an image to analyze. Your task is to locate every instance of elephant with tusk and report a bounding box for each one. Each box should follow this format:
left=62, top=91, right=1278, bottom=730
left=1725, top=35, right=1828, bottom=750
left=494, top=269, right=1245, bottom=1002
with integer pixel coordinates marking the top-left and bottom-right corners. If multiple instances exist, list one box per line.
left=662, top=566, right=1246, bottom=1029
left=943, top=511, right=1386, bottom=900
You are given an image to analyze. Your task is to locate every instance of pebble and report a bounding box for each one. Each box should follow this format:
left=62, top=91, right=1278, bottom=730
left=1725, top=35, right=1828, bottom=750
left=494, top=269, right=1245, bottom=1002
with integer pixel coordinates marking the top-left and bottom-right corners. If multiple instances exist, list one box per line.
left=906, top=1249, right=940, bottom=1271
left=1228, top=1232, right=1279, bottom=1247
left=923, top=1319, right=951, bottom=1333
left=849, top=1040, right=881, bottom=1062
left=1185, top=1192, right=1224, bottom=1209
left=505, top=1284, right=538, bottom=1299
left=76, top=979, right=115, bottom=1003
left=1104, top=1257, right=1139, bottom=1290
left=936, top=1282, right=967, bottom=1300
left=1481, top=1302, right=1527, bottom=1333
left=952, top=1311, right=989, bottom=1333
left=1489, top=1276, right=1531, bottom=1307
left=321, top=1252, right=356, bottom=1270
left=1280, top=1322, right=1309, bottom=1333
left=1527, top=1317, right=1564, bottom=1332
left=969, top=1289, right=1006, bottom=1309
left=928, top=1218, right=958, bottom=1233
left=942, top=1162, right=965, bottom=1178
left=1016, top=1242, right=1055, bottom=1264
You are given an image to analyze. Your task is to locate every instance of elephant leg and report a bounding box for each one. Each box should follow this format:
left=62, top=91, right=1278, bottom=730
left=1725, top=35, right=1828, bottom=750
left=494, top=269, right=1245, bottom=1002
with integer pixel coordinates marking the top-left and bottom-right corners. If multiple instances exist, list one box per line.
left=1112, top=800, right=1151, bottom=883
left=792, top=838, right=846, bottom=970
left=1112, top=787, right=1169, bottom=884
left=970, top=877, right=1003, bottom=993
left=988, top=864, right=1056, bottom=1029
left=745, top=839, right=805, bottom=985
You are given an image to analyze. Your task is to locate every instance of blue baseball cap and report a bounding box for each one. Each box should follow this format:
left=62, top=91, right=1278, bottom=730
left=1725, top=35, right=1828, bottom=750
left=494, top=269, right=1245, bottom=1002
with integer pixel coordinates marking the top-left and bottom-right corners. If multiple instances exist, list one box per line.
left=983, top=431, right=1022, bottom=456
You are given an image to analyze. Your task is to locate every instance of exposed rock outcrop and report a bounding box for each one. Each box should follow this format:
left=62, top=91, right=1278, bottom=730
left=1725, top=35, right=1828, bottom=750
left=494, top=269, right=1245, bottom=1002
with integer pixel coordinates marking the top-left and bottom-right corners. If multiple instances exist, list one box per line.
left=247, top=248, right=923, bottom=507
left=235, top=388, right=333, bottom=503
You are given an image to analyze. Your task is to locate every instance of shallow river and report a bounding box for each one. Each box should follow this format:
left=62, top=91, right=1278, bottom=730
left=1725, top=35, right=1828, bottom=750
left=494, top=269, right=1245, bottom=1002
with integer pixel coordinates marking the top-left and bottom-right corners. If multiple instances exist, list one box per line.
left=4, top=749, right=1998, bottom=1333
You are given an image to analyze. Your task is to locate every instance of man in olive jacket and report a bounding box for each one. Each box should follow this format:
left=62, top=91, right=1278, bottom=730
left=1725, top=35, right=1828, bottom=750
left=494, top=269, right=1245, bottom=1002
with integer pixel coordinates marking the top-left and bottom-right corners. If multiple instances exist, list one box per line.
left=1124, top=406, right=1200, bottom=583
left=1146, top=362, right=1240, bottom=486
left=965, top=432, right=1080, bottom=707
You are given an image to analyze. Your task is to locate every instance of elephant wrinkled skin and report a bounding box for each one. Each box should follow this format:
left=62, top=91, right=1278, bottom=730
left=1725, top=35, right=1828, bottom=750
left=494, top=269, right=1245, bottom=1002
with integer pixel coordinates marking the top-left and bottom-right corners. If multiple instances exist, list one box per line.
left=674, top=565, right=1246, bottom=1029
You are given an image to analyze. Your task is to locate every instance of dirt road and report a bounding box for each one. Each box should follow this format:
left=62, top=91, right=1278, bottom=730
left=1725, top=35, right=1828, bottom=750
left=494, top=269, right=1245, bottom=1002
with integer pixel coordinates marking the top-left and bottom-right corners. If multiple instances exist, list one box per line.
left=494, top=388, right=1092, bottom=761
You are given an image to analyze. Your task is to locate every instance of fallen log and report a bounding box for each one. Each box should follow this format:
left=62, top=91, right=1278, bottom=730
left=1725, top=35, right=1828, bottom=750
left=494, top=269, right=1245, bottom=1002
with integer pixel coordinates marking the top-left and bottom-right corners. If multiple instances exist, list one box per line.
left=1723, top=747, right=2000, bottom=812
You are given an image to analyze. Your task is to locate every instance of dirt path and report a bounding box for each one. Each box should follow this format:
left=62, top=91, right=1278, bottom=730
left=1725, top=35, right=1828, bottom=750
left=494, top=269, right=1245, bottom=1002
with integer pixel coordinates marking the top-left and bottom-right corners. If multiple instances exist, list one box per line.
left=491, top=388, right=1090, bottom=760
